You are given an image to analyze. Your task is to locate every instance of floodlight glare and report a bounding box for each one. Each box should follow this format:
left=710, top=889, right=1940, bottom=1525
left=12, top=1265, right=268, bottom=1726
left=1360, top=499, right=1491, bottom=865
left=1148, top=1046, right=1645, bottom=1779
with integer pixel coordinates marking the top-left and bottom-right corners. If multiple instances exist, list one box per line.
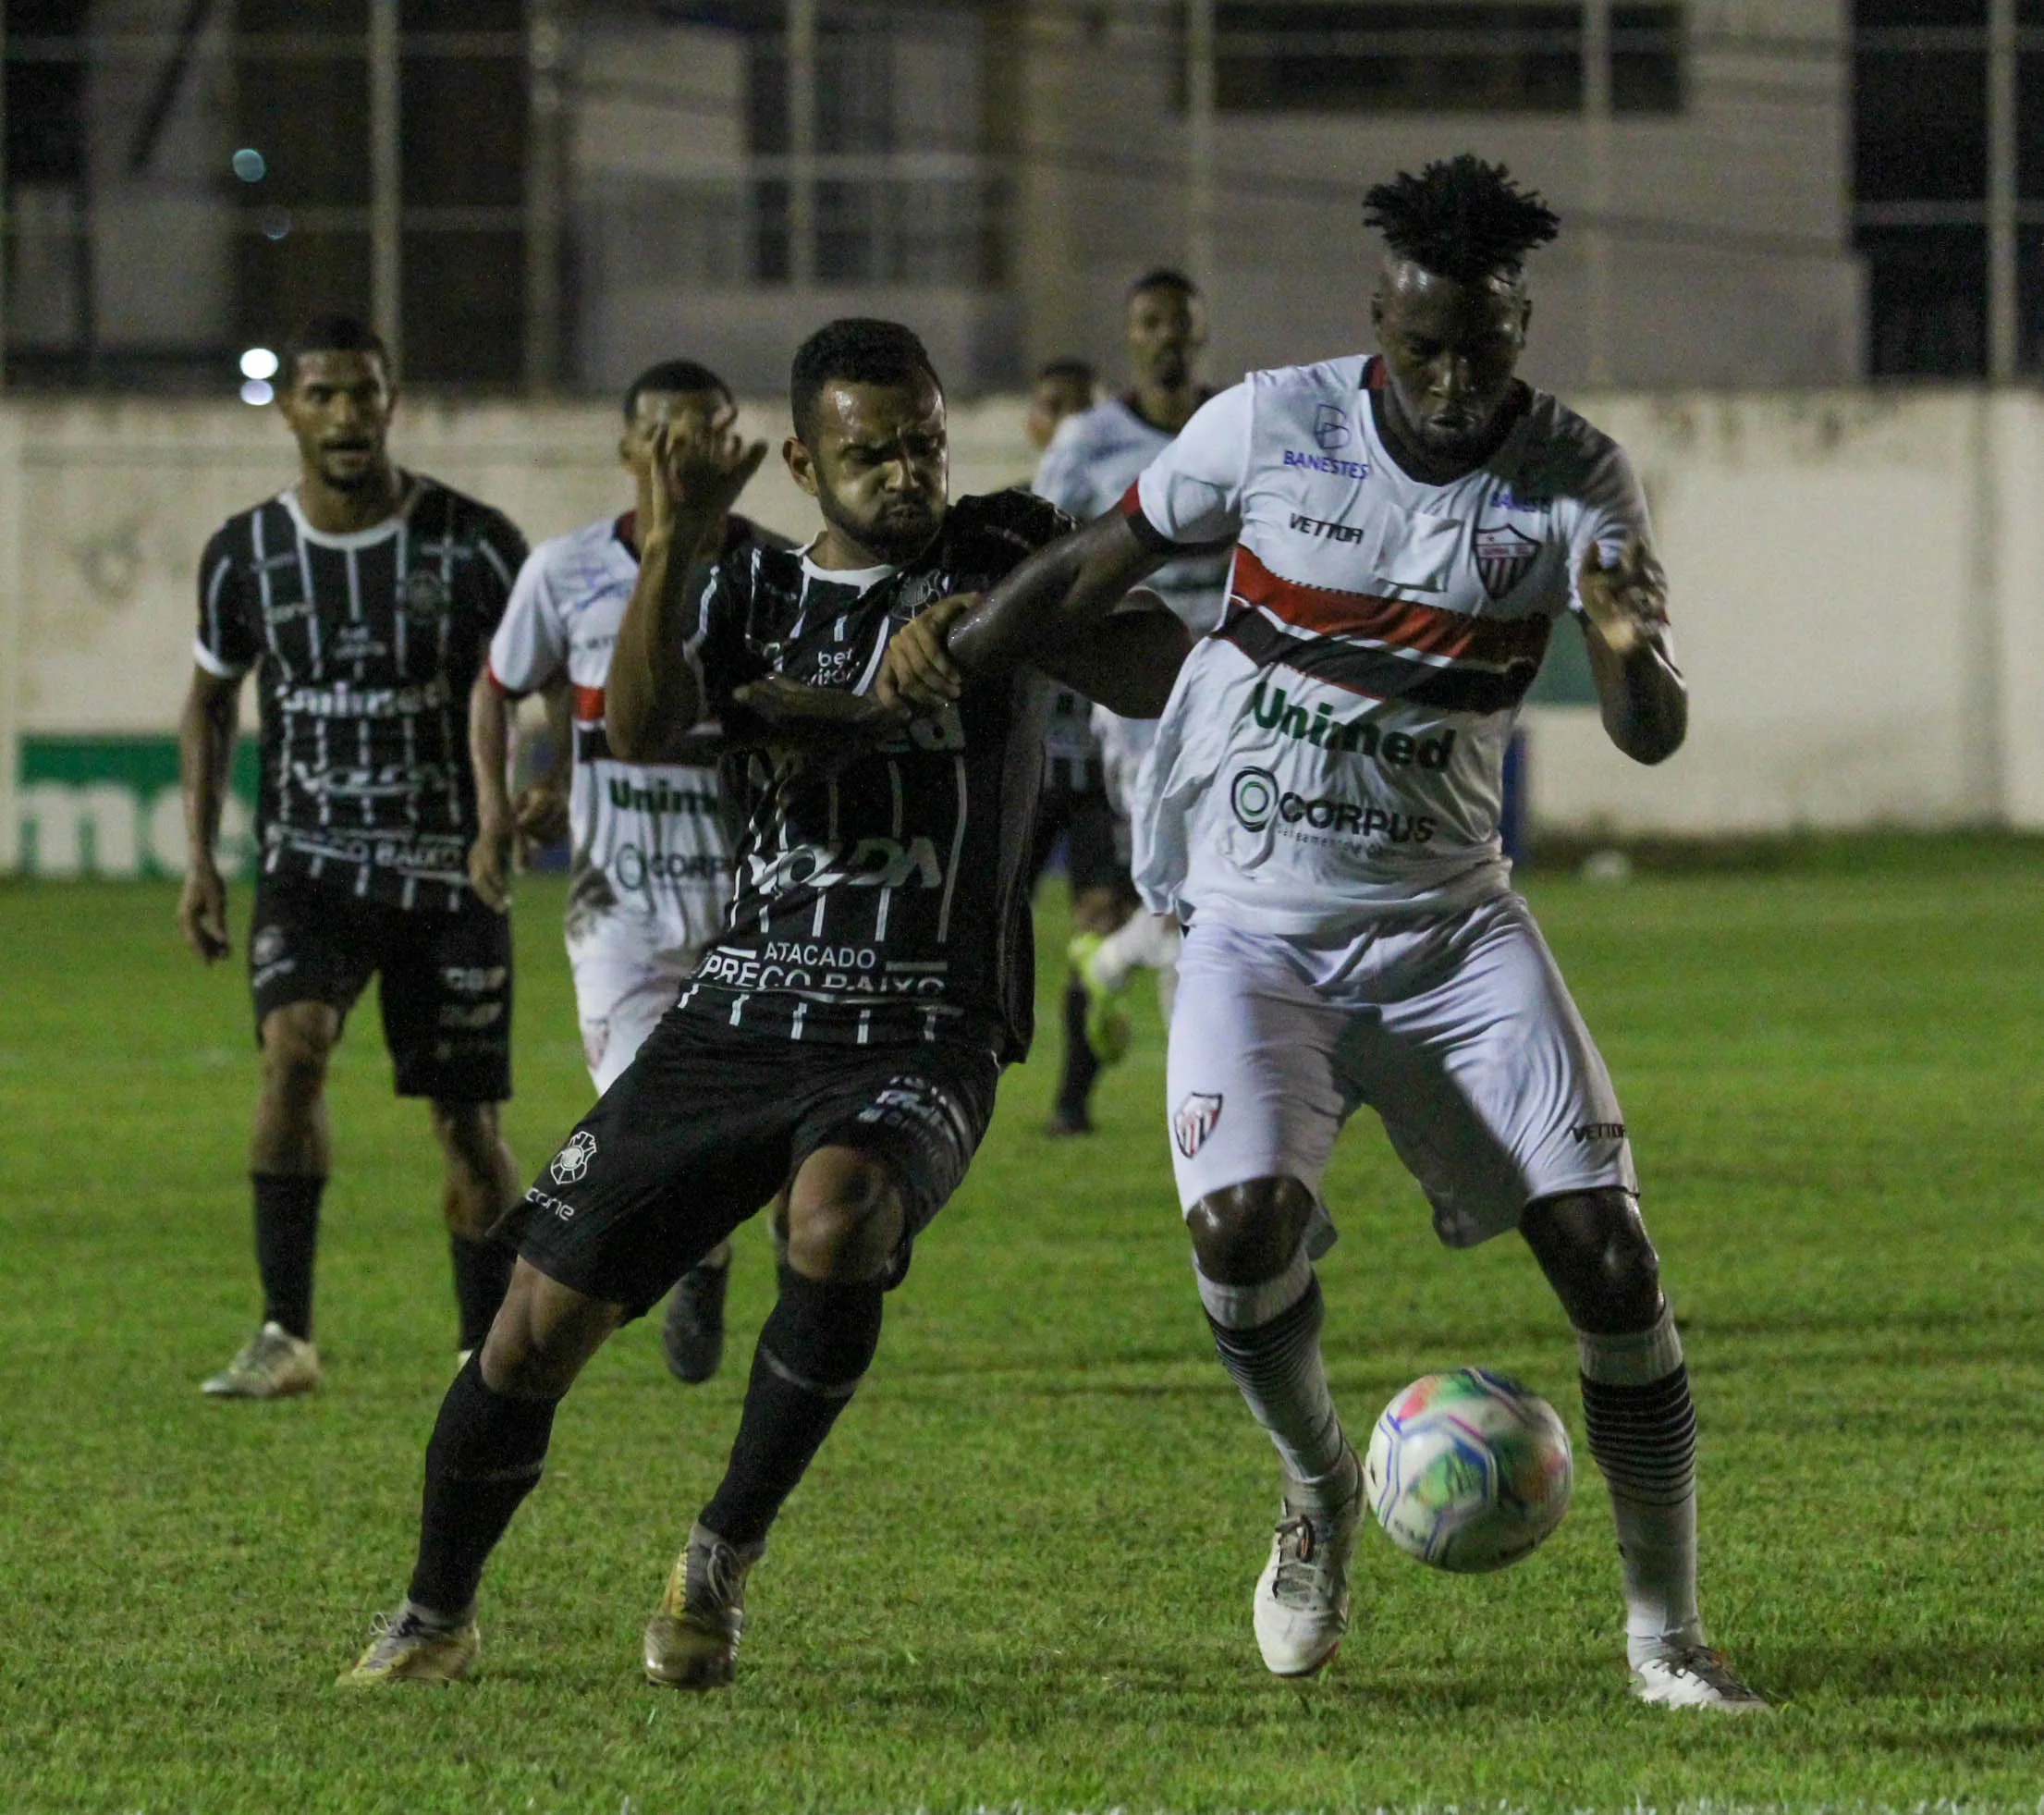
left=232, top=148, right=267, bottom=182
left=240, top=347, right=280, bottom=381
left=240, top=378, right=275, bottom=407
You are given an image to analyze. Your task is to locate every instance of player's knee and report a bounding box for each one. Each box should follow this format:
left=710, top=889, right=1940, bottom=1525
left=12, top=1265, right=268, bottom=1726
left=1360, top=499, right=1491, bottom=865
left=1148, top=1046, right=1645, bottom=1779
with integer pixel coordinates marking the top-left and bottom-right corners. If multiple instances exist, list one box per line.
left=1186, top=1176, right=1316, bottom=1286
left=259, top=1006, right=336, bottom=1099
left=1524, top=1187, right=1661, bottom=1332
left=480, top=1263, right=617, bottom=1399
left=785, top=1150, right=902, bottom=1282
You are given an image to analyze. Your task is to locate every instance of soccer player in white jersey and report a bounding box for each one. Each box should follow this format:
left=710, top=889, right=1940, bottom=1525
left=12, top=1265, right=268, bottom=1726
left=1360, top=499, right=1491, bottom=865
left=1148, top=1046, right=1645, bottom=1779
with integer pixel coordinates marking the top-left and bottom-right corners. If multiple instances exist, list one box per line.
left=1033, top=271, right=1232, bottom=1049
left=471, top=360, right=789, bottom=1385
left=876, top=157, right=1763, bottom=1710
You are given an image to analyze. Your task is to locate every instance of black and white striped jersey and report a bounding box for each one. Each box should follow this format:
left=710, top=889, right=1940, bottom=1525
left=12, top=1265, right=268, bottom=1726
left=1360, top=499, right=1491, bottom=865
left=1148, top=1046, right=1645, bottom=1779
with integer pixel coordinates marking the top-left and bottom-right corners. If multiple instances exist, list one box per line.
left=677, top=487, right=1072, bottom=1061
left=194, top=475, right=528, bottom=910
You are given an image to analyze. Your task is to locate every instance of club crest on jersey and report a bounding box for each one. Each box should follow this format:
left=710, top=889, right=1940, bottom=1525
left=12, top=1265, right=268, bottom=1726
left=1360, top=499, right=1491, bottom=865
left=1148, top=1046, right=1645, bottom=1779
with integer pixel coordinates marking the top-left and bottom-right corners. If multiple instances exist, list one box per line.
left=401, top=569, right=449, bottom=621
left=550, top=1130, right=597, bottom=1184
left=1313, top=404, right=1352, bottom=451
left=1474, top=522, right=1540, bottom=601
left=1173, top=1092, right=1223, bottom=1159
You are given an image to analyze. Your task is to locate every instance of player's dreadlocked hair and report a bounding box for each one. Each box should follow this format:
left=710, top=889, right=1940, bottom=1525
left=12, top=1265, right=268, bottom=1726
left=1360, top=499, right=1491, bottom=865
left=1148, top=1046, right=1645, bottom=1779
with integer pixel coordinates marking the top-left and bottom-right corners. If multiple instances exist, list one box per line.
left=1363, top=155, right=1561, bottom=286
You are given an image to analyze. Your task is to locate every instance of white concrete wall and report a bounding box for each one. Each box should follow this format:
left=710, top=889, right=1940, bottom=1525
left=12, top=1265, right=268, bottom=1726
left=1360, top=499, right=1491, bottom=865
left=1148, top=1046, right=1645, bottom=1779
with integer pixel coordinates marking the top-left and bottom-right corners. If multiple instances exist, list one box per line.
left=4, top=386, right=2042, bottom=874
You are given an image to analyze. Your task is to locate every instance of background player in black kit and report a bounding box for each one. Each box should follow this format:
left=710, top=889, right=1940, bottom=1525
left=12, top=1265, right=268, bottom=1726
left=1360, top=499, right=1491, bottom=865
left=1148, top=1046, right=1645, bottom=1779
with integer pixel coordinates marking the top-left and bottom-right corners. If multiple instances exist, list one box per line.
left=177, top=314, right=529, bottom=1398
left=342, top=318, right=1187, bottom=1690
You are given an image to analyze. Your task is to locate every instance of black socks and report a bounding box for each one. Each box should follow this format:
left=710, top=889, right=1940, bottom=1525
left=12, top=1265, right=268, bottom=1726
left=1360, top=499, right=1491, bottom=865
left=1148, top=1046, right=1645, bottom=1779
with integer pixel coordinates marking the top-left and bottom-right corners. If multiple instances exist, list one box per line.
left=409, top=1355, right=557, bottom=1620
left=700, top=1270, right=886, bottom=1548
left=251, top=1172, right=324, bottom=1340
left=1054, top=975, right=1100, bottom=1122
left=449, top=1233, right=517, bottom=1353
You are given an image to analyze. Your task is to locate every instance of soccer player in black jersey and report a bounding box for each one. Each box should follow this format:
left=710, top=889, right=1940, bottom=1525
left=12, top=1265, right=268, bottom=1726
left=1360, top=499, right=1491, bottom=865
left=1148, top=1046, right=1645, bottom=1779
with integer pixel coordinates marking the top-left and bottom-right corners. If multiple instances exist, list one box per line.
left=343, top=318, right=1188, bottom=1689
left=177, top=313, right=529, bottom=1399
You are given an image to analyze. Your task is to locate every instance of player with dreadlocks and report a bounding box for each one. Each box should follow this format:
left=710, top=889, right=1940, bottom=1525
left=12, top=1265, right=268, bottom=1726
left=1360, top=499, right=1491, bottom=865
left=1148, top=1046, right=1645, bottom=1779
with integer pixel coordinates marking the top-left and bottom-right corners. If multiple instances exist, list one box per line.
left=872, top=155, right=1763, bottom=1708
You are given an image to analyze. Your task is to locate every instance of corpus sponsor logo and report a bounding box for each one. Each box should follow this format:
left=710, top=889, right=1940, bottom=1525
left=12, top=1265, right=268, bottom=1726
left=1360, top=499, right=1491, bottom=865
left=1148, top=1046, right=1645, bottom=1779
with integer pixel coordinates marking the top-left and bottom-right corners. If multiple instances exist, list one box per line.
left=1289, top=511, right=1368, bottom=546
left=1228, top=766, right=1436, bottom=846
left=606, top=778, right=717, bottom=816
left=1243, top=681, right=1457, bottom=772
left=550, top=1130, right=597, bottom=1184
left=1282, top=448, right=1370, bottom=482
left=614, top=844, right=728, bottom=891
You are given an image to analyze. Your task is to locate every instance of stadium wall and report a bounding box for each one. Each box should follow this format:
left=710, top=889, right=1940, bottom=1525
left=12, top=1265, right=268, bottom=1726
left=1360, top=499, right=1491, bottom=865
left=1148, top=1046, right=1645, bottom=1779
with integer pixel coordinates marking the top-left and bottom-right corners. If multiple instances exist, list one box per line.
left=2, top=388, right=2041, bottom=877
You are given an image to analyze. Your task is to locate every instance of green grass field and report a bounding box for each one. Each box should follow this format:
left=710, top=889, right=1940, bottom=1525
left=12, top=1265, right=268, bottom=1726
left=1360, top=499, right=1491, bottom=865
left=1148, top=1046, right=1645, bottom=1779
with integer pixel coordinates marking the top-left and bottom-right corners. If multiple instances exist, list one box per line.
left=5, top=841, right=2044, bottom=1813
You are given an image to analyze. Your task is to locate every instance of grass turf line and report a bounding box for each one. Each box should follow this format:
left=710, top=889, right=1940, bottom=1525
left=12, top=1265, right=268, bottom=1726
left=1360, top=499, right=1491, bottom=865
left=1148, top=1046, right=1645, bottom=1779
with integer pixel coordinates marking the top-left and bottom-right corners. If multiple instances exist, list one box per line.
left=2, top=845, right=2042, bottom=1811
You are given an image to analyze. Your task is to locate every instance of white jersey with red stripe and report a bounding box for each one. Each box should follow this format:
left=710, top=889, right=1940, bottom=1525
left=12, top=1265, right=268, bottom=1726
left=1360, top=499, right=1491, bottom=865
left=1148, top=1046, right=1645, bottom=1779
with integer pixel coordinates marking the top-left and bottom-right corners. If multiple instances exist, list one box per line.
left=1126, top=355, right=1655, bottom=931
left=487, top=514, right=732, bottom=961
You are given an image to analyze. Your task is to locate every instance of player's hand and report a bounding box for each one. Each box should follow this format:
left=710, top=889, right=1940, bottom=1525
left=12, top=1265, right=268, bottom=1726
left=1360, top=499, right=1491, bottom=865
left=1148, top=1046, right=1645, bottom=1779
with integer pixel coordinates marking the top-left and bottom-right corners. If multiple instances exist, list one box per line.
left=875, top=594, right=975, bottom=714
left=645, top=416, right=768, bottom=547
left=469, top=821, right=514, bottom=914
left=177, top=861, right=230, bottom=963
left=512, top=783, right=569, bottom=853
left=1577, top=539, right=1668, bottom=658
left=731, top=675, right=901, bottom=733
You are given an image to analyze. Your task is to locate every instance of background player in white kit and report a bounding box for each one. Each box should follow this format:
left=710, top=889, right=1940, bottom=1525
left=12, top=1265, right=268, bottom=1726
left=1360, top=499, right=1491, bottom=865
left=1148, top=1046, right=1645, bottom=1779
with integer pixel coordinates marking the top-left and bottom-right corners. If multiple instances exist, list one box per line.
left=1032, top=270, right=1231, bottom=1051
left=471, top=361, right=789, bottom=1383
left=877, top=157, right=1762, bottom=1710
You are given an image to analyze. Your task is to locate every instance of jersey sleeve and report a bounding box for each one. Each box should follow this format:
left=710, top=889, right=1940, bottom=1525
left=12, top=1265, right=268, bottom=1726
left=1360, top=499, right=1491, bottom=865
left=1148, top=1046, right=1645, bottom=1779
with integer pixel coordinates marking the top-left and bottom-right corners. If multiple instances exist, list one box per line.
left=1128, top=382, right=1252, bottom=548
left=193, top=524, right=258, bottom=679
left=486, top=541, right=569, bottom=696
left=1563, top=439, right=1658, bottom=619
left=682, top=552, right=766, bottom=717
left=470, top=509, right=532, bottom=632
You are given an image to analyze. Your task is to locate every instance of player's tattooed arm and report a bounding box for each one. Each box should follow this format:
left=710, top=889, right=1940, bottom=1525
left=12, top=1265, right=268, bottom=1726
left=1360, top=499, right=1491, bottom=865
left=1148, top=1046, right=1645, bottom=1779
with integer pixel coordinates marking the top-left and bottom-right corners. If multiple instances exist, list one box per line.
left=1577, top=539, right=1686, bottom=765
left=875, top=511, right=1169, bottom=712
left=608, top=417, right=767, bottom=763
left=176, top=665, right=240, bottom=962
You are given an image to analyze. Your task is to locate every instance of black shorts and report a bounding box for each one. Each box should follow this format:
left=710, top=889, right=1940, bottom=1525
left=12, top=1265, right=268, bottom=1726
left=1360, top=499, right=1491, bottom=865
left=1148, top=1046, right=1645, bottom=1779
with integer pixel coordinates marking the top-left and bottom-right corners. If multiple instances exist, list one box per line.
left=248, top=868, right=513, bottom=1102
left=1031, top=754, right=1132, bottom=899
left=508, top=1007, right=1001, bottom=1317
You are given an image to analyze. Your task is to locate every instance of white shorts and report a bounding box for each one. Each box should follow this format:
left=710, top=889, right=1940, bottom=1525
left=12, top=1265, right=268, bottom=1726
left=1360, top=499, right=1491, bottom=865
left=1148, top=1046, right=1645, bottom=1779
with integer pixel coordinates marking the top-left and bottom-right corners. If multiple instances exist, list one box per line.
left=1166, top=895, right=1636, bottom=1249
left=567, top=919, right=708, bottom=1094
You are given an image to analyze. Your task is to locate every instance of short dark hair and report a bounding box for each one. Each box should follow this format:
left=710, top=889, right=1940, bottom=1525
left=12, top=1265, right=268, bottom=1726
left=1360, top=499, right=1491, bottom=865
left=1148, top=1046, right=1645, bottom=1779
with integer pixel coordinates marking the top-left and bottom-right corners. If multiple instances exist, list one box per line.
left=282, top=313, right=389, bottom=384
left=789, top=318, right=942, bottom=444
left=622, top=358, right=733, bottom=423
left=1128, top=268, right=1198, bottom=302
left=1363, top=155, right=1561, bottom=286
left=1035, top=357, right=1095, bottom=387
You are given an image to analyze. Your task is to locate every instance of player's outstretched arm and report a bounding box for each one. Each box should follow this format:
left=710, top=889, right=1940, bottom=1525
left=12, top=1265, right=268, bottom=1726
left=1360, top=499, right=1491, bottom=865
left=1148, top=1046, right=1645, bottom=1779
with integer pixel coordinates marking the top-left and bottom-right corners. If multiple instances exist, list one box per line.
left=608, top=420, right=766, bottom=763
left=1578, top=539, right=1687, bottom=766
left=875, top=511, right=1169, bottom=713
left=176, top=665, right=240, bottom=962
left=467, top=669, right=518, bottom=912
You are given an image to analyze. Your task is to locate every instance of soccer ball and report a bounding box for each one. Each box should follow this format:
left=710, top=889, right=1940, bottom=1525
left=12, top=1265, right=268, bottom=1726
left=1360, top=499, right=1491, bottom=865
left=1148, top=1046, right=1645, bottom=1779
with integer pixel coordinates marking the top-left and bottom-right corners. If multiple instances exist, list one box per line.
left=1364, top=1368, right=1573, bottom=1573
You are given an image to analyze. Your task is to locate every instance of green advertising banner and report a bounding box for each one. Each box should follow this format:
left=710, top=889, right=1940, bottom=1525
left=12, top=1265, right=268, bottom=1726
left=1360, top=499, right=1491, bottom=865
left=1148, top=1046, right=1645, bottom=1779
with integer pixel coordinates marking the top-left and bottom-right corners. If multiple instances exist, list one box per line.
left=17, top=736, right=262, bottom=878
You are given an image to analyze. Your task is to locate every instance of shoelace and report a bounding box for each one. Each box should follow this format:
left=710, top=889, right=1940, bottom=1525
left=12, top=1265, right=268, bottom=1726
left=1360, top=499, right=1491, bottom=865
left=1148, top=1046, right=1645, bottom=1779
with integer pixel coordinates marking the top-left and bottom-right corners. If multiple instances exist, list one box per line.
left=691, top=1542, right=748, bottom=1613
left=1649, top=1645, right=1756, bottom=1698
left=1269, top=1514, right=1339, bottom=1607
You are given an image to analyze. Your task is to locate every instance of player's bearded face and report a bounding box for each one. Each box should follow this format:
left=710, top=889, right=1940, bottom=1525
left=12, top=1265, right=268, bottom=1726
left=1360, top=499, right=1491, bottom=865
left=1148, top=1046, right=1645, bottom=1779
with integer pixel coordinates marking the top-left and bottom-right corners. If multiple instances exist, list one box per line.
left=1372, top=261, right=1529, bottom=461
left=807, top=379, right=949, bottom=564
left=279, top=350, right=396, bottom=492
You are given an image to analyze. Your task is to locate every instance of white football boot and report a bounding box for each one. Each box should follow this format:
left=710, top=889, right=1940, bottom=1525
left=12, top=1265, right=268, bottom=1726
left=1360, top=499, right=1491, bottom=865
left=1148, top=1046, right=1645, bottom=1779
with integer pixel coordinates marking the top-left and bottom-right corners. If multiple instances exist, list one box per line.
left=201, top=1321, right=322, bottom=1398
left=1253, top=1443, right=1363, bottom=1678
left=1631, top=1641, right=1769, bottom=1710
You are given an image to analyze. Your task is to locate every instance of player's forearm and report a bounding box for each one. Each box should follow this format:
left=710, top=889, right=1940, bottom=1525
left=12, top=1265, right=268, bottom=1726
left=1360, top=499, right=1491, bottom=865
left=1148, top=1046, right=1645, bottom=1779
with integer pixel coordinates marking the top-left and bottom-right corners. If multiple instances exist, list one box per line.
left=537, top=681, right=573, bottom=792
left=608, top=525, right=708, bottom=762
left=178, top=684, right=237, bottom=866
left=468, top=671, right=515, bottom=828
left=1587, top=630, right=1687, bottom=766
left=948, top=514, right=1161, bottom=678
